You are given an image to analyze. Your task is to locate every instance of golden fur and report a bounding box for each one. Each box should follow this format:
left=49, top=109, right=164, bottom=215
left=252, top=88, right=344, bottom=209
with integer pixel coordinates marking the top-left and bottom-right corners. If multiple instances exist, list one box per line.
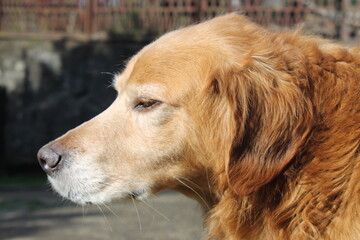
left=39, top=14, right=360, bottom=239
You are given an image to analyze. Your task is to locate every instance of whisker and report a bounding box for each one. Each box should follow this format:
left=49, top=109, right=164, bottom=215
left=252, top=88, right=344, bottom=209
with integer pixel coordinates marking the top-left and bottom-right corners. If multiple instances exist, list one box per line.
left=205, top=168, right=212, bottom=193
left=103, top=203, right=120, bottom=219
left=85, top=206, right=89, bottom=216
left=101, top=71, right=116, bottom=76
left=146, top=215, right=156, bottom=233
left=179, top=177, right=204, bottom=191
left=81, top=205, right=89, bottom=224
left=96, top=204, right=113, bottom=232
left=175, top=177, right=211, bottom=210
left=140, top=200, right=170, bottom=222
left=100, top=72, right=117, bottom=89
left=131, top=196, right=142, bottom=231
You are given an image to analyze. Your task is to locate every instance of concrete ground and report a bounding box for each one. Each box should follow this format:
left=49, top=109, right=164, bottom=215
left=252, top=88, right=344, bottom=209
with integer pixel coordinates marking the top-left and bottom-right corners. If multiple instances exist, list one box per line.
left=0, top=187, right=204, bottom=240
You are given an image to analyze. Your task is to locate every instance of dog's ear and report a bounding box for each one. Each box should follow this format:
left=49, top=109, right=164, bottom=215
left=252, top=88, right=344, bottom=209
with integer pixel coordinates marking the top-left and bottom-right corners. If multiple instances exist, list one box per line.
left=215, top=49, right=313, bottom=196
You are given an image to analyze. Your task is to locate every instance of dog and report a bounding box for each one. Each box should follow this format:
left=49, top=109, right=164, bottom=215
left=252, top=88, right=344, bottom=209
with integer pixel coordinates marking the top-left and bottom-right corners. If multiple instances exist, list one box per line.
left=38, top=13, right=360, bottom=239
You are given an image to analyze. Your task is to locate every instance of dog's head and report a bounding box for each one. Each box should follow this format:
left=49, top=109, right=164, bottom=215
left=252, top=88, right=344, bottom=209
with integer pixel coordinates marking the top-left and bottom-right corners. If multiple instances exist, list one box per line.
left=38, top=14, right=312, bottom=206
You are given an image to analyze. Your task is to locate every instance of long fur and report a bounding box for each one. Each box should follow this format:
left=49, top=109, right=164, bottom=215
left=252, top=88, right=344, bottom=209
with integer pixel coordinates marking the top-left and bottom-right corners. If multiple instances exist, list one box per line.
left=40, top=13, right=360, bottom=240
left=195, top=14, right=360, bottom=240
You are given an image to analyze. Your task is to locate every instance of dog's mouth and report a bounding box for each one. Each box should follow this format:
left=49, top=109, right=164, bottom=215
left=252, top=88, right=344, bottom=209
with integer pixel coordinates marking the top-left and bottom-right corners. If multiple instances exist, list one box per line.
left=128, top=189, right=147, bottom=199
left=64, top=189, right=149, bottom=205
left=48, top=170, right=152, bottom=205
left=79, top=190, right=147, bottom=206
left=81, top=190, right=146, bottom=206
left=48, top=176, right=107, bottom=205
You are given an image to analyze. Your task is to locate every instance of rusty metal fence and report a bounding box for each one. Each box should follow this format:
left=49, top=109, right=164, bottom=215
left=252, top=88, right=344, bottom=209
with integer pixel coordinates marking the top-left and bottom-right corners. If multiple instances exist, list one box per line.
left=0, top=0, right=359, bottom=40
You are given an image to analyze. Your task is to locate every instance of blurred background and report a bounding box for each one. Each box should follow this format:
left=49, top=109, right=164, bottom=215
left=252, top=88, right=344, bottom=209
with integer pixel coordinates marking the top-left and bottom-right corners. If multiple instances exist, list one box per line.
left=0, top=0, right=359, bottom=239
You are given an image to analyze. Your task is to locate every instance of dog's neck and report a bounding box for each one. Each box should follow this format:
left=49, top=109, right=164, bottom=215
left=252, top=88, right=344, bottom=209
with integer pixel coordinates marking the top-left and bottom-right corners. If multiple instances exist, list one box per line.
left=172, top=169, right=221, bottom=212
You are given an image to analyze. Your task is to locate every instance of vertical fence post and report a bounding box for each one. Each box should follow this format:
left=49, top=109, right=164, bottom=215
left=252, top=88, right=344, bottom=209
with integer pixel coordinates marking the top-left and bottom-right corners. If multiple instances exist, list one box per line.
left=226, top=0, right=232, bottom=12
left=84, top=0, right=90, bottom=34
left=199, top=0, right=207, bottom=20
left=0, top=1, right=3, bottom=32
left=85, top=0, right=95, bottom=35
left=340, top=0, right=350, bottom=41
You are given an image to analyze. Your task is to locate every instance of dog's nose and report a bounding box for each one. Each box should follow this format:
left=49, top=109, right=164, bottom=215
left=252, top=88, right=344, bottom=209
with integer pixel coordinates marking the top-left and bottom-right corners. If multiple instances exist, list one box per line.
left=37, top=146, right=63, bottom=174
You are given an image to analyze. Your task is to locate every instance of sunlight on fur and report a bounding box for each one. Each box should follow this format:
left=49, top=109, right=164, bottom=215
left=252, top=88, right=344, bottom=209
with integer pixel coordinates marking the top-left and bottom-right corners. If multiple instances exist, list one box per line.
left=38, top=13, right=360, bottom=240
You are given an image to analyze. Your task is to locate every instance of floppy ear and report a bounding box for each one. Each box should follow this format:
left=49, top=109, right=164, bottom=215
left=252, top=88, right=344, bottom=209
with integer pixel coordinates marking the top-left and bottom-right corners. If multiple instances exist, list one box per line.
left=216, top=50, right=313, bottom=196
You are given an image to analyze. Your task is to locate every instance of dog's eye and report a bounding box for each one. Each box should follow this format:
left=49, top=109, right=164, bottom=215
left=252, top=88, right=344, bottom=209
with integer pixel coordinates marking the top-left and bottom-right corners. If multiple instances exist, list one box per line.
left=134, top=98, right=161, bottom=111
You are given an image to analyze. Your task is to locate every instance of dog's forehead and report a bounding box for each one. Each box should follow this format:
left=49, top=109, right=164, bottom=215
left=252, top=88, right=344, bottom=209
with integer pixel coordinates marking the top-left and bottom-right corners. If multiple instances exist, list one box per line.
left=112, top=21, right=225, bottom=102
left=115, top=49, right=203, bottom=100
left=113, top=55, right=138, bottom=90
left=113, top=54, right=171, bottom=96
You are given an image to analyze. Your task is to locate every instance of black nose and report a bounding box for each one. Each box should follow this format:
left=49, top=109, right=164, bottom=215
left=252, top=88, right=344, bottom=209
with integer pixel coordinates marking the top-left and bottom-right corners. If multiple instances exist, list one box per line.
left=37, top=146, right=63, bottom=174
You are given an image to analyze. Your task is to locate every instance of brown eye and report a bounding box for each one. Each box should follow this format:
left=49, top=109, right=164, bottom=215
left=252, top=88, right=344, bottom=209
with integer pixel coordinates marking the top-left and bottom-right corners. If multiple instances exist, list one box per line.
left=134, top=98, right=161, bottom=111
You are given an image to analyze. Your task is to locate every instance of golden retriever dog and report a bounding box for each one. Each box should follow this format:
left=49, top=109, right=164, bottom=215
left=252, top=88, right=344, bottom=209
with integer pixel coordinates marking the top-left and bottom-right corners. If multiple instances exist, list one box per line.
left=38, top=13, right=360, bottom=239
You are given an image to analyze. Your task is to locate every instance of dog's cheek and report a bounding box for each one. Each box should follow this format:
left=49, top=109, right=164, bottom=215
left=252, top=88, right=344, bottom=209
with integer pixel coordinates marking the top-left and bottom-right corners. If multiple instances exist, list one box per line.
left=135, top=110, right=189, bottom=159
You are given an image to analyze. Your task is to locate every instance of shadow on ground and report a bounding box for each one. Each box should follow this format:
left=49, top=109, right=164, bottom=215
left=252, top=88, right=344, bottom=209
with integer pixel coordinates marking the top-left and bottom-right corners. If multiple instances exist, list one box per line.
left=0, top=187, right=203, bottom=240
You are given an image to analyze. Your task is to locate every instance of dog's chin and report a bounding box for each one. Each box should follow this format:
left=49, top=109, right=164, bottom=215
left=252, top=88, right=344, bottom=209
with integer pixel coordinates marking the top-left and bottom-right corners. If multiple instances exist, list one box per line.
left=48, top=175, right=151, bottom=206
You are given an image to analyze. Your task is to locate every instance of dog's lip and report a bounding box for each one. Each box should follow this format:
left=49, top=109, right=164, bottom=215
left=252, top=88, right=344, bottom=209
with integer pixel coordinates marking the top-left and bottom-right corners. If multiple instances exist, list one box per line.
left=129, top=189, right=146, bottom=199
left=67, top=193, right=95, bottom=205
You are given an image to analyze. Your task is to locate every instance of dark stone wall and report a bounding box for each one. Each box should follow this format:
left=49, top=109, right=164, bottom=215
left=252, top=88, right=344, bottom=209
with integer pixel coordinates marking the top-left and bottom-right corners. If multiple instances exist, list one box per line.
left=0, top=37, right=148, bottom=175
